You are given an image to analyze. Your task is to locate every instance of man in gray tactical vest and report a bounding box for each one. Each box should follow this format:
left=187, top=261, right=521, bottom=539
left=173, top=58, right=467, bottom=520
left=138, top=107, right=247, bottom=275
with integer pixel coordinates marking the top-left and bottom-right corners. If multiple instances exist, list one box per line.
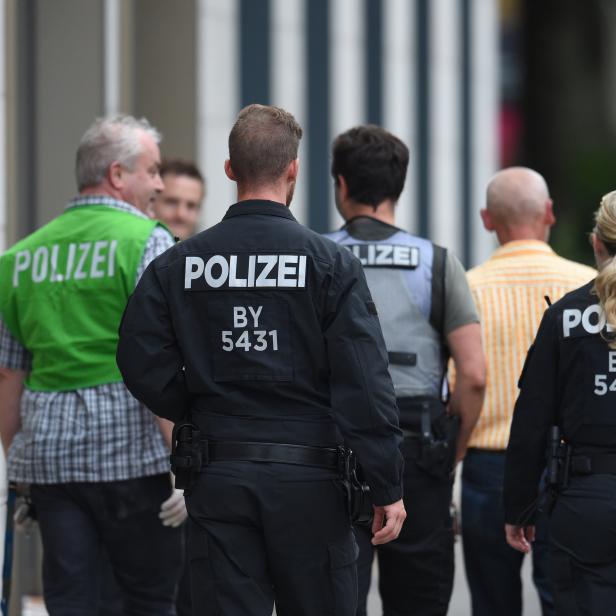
left=325, top=125, right=486, bottom=616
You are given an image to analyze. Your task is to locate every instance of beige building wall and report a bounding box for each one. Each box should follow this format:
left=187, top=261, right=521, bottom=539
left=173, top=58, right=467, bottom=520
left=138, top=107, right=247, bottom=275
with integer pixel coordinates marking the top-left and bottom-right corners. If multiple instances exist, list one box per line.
left=34, top=0, right=104, bottom=229
left=4, top=0, right=197, bottom=249
left=134, top=0, right=197, bottom=161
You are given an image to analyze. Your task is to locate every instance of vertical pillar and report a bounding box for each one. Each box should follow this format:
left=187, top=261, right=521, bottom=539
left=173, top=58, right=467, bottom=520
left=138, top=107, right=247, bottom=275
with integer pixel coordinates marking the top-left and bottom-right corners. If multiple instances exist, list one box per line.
left=196, top=0, right=239, bottom=228
left=306, top=0, right=329, bottom=232
left=0, top=0, right=6, bottom=252
left=430, top=0, right=461, bottom=253
left=104, top=0, right=120, bottom=116
left=271, top=0, right=307, bottom=224
left=365, top=0, right=382, bottom=126
left=329, top=0, right=366, bottom=228
left=470, top=0, right=499, bottom=266
left=415, top=0, right=430, bottom=238
left=383, top=0, right=416, bottom=233
left=240, top=0, right=270, bottom=107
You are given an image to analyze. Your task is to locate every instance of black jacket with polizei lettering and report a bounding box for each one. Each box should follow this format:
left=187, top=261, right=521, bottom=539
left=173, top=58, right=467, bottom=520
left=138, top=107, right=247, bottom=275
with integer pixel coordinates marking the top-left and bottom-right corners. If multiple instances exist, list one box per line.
left=503, top=279, right=616, bottom=524
left=117, top=200, right=403, bottom=505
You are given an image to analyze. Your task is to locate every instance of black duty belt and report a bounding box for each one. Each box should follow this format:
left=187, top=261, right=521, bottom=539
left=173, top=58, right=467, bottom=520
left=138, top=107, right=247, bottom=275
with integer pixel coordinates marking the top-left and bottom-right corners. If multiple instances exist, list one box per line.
left=170, top=422, right=362, bottom=495
left=570, top=454, right=616, bottom=476
left=198, top=441, right=341, bottom=471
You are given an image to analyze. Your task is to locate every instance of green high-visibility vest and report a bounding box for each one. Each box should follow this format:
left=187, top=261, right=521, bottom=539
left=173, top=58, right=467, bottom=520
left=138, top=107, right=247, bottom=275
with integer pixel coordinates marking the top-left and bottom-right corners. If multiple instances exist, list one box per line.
left=0, top=204, right=172, bottom=391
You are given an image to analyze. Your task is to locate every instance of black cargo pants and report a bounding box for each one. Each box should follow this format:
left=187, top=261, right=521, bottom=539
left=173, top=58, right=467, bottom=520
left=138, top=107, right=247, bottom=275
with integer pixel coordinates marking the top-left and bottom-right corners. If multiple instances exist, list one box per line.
left=185, top=460, right=358, bottom=616
left=355, top=450, right=454, bottom=616
left=548, top=474, right=616, bottom=616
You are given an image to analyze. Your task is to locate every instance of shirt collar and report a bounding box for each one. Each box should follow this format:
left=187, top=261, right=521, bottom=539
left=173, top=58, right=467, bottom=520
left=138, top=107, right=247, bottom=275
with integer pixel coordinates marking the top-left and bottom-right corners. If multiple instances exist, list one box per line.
left=65, top=195, right=150, bottom=220
left=222, top=200, right=297, bottom=222
left=490, top=239, right=555, bottom=260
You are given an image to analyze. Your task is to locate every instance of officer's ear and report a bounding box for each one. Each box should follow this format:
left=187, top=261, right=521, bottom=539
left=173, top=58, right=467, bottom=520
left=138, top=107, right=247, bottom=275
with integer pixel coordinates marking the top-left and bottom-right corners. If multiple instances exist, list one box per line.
left=480, top=208, right=494, bottom=231
left=543, top=199, right=556, bottom=227
left=337, top=175, right=349, bottom=203
left=224, top=160, right=237, bottom=182
left=108, top=161, right=124, bottom=190
left=286, top=158, right=299, bottom=182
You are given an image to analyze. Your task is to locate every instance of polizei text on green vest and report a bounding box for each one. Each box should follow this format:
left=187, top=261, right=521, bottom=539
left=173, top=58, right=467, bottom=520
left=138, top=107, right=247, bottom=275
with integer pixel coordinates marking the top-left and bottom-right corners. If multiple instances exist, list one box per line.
left=0, top=204, right=172, bottom=391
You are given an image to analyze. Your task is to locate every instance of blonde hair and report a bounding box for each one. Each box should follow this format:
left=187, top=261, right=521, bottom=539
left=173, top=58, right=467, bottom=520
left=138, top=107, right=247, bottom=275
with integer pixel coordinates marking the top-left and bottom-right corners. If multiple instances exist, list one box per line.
left=593, top=190, right=616, bottom=346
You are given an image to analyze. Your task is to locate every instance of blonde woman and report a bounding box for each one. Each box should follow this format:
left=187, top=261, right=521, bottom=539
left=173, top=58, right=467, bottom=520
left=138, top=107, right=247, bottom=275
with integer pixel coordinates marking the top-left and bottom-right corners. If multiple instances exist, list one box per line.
left=503, top=190, right=616, bottom=616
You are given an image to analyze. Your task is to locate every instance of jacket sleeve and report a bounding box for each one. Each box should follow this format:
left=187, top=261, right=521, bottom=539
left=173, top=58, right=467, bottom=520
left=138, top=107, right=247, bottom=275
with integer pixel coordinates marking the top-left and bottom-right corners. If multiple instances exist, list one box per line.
left=323, top=251, right=404, bottom=506
left=117, top=260, right=192, bottom=422
left=504, top=307, right=559, bottom=524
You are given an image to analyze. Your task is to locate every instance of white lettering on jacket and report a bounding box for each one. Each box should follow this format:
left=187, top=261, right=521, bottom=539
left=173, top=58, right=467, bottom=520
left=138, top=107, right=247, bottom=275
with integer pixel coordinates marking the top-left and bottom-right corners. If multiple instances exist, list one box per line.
left=184, top=254, right=308, bottom=290
left=563, top=304, right=615, bottom=337
left=348, top=244, right=419, bottom=268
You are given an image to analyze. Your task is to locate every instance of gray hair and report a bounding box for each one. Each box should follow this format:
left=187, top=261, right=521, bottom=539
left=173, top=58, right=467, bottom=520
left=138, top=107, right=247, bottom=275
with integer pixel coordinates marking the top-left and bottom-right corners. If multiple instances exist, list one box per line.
left=75, top=115, right=162, bottom=190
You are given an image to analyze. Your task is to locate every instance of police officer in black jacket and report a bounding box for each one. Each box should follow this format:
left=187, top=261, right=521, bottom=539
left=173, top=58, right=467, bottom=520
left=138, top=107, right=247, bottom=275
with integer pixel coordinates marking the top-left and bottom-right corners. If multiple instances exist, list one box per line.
left=504, top=190, right=616, bottom=615
left=117, top=104, right=406, bottom=616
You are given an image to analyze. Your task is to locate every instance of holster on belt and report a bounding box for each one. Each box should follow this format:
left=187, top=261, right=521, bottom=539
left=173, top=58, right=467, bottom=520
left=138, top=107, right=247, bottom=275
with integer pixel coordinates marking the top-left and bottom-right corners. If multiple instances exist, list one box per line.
left=536, top=426, right=571, bottom=514
left=398, top=397, right=459, bottom=479
left=539, top=426, right=616, bottom=513
left=170, top=421, right=204, bottom=494
left=170, top=421, right=373, bottom=523
left=338, top=447, right=373, bottom=526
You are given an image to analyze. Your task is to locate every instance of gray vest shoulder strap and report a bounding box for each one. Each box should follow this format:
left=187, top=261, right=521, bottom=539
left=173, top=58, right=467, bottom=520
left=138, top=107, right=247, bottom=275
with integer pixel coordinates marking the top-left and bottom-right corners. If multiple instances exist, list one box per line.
left=429, top=244, right=446, bottom=337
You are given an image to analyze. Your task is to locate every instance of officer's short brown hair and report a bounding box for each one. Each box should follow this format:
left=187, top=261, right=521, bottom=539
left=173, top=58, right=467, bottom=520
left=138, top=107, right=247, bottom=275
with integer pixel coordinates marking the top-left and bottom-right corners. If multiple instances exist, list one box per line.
left=228, top=104, right=303, bottom=184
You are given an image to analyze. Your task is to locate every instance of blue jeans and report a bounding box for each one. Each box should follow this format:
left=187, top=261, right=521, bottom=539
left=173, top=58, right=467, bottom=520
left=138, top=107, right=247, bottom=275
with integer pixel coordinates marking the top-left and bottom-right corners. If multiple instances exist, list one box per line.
left=31, top=474, right=183, bottom=616
left=97, top=524, right=191, bottom=616
left=462, top=449, right=554, bottom=616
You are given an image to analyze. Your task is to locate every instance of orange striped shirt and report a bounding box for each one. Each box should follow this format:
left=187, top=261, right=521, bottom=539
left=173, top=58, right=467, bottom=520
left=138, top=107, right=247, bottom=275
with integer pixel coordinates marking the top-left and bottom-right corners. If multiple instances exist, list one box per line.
left=467, top=240, right=596, bottom=450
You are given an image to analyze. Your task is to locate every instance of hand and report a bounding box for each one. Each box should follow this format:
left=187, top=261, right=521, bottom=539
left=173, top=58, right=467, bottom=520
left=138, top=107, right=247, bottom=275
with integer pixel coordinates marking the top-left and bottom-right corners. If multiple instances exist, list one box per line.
left=159, top=489, right=187, bottom=527
left=371, top=499, right=406, bottom=545
left=13, top=498, right=36, bottom=533
left=505, top=523, right=535, bottom=553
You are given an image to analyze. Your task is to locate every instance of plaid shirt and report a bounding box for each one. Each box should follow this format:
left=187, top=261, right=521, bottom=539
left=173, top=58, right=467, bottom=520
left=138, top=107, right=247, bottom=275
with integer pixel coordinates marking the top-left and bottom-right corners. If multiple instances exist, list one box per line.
left=0, top=196, right=175, bottom=483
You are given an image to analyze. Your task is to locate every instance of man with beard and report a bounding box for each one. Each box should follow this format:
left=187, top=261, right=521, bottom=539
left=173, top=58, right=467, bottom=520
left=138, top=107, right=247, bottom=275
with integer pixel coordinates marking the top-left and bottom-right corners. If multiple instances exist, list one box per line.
left=117, top=104, right=406, bottom=615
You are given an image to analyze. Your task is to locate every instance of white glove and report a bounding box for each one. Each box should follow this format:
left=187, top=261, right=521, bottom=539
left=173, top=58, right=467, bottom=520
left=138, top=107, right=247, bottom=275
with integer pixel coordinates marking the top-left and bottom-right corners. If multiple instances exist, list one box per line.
left=159, top=488, right=188, bottom=527
left=13, top=498, right=37, bottom=533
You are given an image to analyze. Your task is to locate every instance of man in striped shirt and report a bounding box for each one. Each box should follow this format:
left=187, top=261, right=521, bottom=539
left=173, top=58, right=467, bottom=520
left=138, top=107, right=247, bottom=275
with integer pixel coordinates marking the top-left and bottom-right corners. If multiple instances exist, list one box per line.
left=462, top=167, right=595, bottom=616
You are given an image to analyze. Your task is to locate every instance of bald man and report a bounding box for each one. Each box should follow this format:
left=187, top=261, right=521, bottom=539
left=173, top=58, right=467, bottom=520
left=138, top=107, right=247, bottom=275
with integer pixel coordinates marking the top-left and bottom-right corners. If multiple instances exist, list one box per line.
left=462, top=167, right=595, bottom=616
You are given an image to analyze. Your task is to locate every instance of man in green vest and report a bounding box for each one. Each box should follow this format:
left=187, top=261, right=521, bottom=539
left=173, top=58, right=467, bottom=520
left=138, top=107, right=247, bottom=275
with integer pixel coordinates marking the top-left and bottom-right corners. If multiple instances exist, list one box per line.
left=0, top=115, right=184, bottom=615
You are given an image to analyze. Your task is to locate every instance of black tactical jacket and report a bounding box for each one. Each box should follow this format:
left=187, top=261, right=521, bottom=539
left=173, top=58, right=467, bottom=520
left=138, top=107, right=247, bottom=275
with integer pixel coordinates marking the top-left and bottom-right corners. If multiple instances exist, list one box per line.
left=503, top=280, right=616, bottom=523
left=117, top=200, right=403, bottom=505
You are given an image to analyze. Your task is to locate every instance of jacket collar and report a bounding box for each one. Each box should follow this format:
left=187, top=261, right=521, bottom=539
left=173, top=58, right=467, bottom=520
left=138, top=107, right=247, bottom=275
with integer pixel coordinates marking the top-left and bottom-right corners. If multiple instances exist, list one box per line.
left=223, top=200, right=297, bottom=222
